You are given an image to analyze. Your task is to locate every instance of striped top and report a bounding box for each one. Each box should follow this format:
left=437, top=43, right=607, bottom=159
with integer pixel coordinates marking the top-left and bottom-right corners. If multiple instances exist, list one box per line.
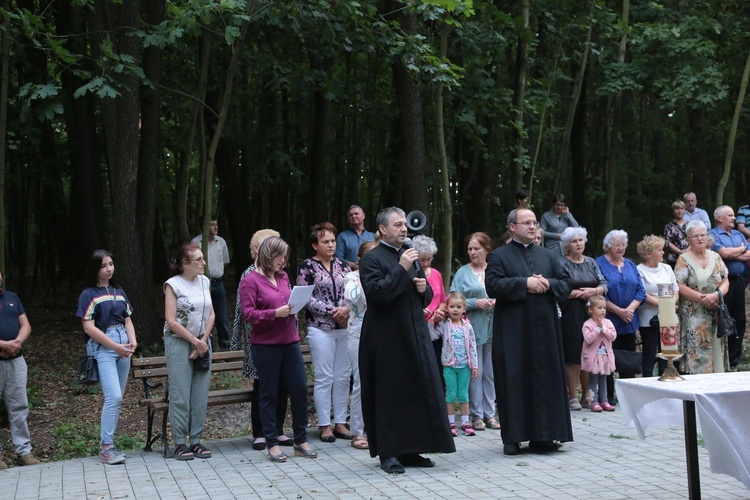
left=76, top=286, right=133, bottom=332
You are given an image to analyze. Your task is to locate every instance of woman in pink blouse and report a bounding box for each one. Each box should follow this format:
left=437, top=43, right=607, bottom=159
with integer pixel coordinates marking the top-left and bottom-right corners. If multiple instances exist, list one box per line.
left=413, top=235, right=448, bottom=387
left=240, top=237, right=316, bottom=462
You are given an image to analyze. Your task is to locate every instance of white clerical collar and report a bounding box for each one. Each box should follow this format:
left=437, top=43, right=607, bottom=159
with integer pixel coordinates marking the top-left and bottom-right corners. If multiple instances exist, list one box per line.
left=511, top=238, right=533, bottom=248
left=380, top=240, right=400, bottom=251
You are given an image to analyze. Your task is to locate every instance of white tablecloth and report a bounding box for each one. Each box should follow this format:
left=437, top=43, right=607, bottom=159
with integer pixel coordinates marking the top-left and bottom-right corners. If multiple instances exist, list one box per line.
left=616, top=372, right=750, bottom=490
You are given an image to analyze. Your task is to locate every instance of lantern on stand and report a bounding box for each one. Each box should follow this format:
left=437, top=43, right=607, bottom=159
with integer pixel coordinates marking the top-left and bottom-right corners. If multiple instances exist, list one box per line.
left=657, top=283, right=684, bottom=381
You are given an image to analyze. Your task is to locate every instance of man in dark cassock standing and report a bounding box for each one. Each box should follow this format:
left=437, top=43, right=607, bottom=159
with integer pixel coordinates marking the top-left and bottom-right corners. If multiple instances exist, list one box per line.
left=359, top=207, right=455, bottom=474
left=486, top=208, right=573, bottom=456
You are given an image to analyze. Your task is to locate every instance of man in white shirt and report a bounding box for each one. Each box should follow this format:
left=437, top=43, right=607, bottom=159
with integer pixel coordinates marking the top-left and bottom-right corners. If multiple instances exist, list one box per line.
left=682, top=192, right=712, bottom=230
left=193, top=220, right=231, bottom=350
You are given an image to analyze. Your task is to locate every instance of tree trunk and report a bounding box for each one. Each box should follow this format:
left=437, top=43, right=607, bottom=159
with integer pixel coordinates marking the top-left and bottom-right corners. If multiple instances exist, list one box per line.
left=552, top=4, right=593, bottom=196
left=200, top=0, right=255, bottom=263
left=435, top=23, right=453, bottom=290
left=716, top=51, right=750, bottom=206
left=603, top=0, right=629, bottom=234
left=510, top=0, right=530, bottom=200
left=88, top=0, right=160, bottom=345
left=391, top=8, right=428, bottom=213
left=0, top=0, right=9, bottom=274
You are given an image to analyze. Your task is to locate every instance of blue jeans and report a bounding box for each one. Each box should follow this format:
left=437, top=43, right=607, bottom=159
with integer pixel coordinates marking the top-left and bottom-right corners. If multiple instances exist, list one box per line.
left=210, top=279, right=230, bottom=346
left=88, top=324, right=131, bottom=445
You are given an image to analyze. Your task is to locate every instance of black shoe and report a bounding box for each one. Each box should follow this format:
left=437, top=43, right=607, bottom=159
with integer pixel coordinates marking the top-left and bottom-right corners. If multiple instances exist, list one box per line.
left=319, top=433, right=336, bottom=443
left=380, top=456, right=405, bottom=474
left=333, top=429, right=352, bottom=440
left=503, top=443, right=521, bottom=455
left=399, top=453, right=435, bottom=468
left=528, top=441, right=560, bottom=452
left=252, top=438, right=266, bottom=451
left=277, top=438, right=294, bottom=447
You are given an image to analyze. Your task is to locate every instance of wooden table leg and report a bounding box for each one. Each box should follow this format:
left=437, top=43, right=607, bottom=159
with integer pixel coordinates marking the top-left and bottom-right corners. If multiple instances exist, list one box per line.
left=683, top=400, right=701, bottom=500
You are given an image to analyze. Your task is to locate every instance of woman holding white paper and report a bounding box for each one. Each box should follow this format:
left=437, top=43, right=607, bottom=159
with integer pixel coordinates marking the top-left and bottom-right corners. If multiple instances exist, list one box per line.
left=240, top=236, right=317, bottom=462
left=636, top=235, right=679, bottom=377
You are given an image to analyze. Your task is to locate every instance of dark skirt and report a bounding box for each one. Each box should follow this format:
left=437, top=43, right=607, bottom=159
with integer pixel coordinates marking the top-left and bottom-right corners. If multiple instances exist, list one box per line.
left=560, top=299, right=587, bottom=365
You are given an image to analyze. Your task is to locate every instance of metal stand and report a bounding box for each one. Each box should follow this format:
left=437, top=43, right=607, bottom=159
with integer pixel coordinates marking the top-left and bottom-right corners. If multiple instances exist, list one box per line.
left=657, top=352, right=685, bottom=382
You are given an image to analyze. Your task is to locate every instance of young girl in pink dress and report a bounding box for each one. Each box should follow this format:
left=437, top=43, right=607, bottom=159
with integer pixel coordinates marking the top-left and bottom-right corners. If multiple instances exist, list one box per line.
left=581, top=295, right=617, bottom=412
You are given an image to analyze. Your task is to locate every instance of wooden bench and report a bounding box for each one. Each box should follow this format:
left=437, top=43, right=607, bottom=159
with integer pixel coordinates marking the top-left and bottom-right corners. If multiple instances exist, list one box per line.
left=131, top=344, right=312, bottom=456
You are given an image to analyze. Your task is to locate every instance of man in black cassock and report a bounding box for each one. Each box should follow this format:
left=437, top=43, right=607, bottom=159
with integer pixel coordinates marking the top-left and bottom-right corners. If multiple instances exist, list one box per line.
left=486, top=208, right=573, bottom=456
left=359, top=207, right=455, bottom=474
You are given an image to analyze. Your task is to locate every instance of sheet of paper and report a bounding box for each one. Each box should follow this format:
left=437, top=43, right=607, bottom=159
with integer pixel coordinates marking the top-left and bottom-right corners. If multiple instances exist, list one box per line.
left=289, top=285, right=314, bottom=315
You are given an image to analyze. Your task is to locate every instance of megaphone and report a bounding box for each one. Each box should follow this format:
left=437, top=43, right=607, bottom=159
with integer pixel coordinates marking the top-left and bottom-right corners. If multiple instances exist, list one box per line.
left=406, top=210, right=427, bottom=234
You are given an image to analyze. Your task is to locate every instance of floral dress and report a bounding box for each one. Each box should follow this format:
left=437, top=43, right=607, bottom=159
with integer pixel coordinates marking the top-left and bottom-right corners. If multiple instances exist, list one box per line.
left=674, top=251, right=729, bottom=374
left=664, top=220, right=688, bottom=267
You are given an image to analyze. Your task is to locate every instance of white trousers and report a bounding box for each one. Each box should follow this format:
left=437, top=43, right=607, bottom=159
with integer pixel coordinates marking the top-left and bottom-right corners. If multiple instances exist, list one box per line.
left=307, top=326, right=351, bottom=426
left=347, top=335, right=364, bottom=436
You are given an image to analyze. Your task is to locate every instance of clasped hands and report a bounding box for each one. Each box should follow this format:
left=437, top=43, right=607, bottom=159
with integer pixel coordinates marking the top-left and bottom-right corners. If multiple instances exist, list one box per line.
left=0, top=339, right=22, bottom=359
left=698, top=292, right=720, bottom=310
left=526, top=274, right=550, bottom=294
left=189, top=339, right=209, bottom=359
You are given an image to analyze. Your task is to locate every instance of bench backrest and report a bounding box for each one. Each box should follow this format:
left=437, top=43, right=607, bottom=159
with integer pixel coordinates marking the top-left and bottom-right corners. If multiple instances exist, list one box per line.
left=131, top=345, right=311, bottom=380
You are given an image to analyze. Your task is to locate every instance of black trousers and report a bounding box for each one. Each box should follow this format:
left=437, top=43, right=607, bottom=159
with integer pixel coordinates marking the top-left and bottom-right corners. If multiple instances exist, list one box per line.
left=725, top=277, right=747, bottom=367
left=251, top=343, right=309, bottom=447
left=251, top=377, right=288, bottom=439
left=639, top=325, right=667, bottom=377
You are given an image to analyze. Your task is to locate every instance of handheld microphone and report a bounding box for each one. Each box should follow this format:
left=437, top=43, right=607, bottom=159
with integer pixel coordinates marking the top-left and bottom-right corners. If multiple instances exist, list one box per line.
left=402, top=237, right=423, bottom=273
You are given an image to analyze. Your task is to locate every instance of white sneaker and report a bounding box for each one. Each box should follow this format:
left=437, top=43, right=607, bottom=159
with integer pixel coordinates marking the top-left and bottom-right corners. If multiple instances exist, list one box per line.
left=100, top=446, right=126, bottom=465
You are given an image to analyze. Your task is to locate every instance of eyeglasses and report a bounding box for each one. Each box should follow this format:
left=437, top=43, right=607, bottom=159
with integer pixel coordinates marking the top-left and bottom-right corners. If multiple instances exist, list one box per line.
left=690, top=234, right=707, bottom=239
left=514, top=220, right=539, bottom=227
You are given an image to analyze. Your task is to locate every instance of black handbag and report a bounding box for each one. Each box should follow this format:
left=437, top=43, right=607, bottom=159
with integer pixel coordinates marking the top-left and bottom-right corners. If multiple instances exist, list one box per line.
left=715, top=290, right=737, bottom=339
left=194, top=352, right=211, bottom=371
left=78, top=355, right=99, bottom=385
left=613, top=349, right=642, bottom=375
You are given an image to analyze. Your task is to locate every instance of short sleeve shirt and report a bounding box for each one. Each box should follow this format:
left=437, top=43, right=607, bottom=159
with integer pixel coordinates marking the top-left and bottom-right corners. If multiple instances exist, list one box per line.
left=0, top=291, right=26, bottom=342
left=164, top=275, right=213, bottom=337
left=76, top=286, right=133, bottom=332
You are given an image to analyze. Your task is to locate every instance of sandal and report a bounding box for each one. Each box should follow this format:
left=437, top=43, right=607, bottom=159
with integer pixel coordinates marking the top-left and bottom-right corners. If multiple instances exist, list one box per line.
left=173, top=444, right=194, bottom=461
left=485, top=417, right=501, bottom=430
left=191, top=443, right=211, bottom=459
left=350, top=435, right=369, bottom=450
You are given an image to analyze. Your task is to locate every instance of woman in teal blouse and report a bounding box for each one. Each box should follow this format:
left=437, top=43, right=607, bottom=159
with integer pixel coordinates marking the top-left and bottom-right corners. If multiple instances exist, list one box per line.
left=449, top=232, right=499, bottom=431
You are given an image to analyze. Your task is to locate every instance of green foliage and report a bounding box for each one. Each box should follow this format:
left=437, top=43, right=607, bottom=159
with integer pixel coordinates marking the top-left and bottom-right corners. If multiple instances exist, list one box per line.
left=51, top=422, right=143, bottom=460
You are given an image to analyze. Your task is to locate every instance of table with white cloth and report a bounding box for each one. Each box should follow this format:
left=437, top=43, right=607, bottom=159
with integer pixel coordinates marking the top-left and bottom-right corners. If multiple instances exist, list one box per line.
left=616, top=372, right=750, bottom=499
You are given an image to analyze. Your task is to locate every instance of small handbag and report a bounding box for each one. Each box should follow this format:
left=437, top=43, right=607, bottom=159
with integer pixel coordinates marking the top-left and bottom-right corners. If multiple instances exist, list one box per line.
left=715, top=290, right=737, bottom=339
left=613, top=349, right=642, bottom=375
left=78, top=354, right=99, bottom=385
left=194, top=352, right=211, bottom=371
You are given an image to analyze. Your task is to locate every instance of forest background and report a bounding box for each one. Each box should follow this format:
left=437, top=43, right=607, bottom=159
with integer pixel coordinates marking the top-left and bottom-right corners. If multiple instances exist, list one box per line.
left=0, top=0, right=749, bottom=350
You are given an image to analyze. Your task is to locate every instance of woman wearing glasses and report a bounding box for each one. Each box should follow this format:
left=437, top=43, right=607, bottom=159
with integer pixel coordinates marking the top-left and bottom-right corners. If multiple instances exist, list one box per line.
left=595, top=231, right=646, bottom=403
left=674, top=221, right=729, bottom=374
left=540, top=194, right=579, bottom=256
left=163, top=242, right=215, bottom=460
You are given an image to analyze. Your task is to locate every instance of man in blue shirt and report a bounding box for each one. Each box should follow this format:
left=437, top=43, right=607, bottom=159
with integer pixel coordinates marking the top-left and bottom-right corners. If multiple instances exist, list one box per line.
left=736, top=201, right=750, bottom=240
left=683, top=192, right=712, bottom=230
left=0, top=272, right=41, bottom=467
left=710, top=206, right=750, bottom=367
left=334, top=205, right=376, bottom=270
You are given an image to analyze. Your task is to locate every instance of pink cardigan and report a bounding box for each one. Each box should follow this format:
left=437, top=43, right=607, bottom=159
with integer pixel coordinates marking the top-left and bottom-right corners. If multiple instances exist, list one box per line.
left=581, top=318, right=617, bottom=372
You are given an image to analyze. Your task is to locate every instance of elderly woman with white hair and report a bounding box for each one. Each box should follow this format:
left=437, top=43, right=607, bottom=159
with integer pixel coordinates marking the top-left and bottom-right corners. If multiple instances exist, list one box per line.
left=596, top=230, right=646, bottom=403
left=675, top=220, right=729, bottom=373
left=558, top=227, right=608, bottom=410
left=412, top=235, right=448, bottom=385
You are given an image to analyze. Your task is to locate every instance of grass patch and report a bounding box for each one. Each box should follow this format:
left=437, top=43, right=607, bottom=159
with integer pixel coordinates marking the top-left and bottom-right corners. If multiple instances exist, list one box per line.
left=51, top=422, right=144, bottom=461
left=609, top=434, right=632, bottom=440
